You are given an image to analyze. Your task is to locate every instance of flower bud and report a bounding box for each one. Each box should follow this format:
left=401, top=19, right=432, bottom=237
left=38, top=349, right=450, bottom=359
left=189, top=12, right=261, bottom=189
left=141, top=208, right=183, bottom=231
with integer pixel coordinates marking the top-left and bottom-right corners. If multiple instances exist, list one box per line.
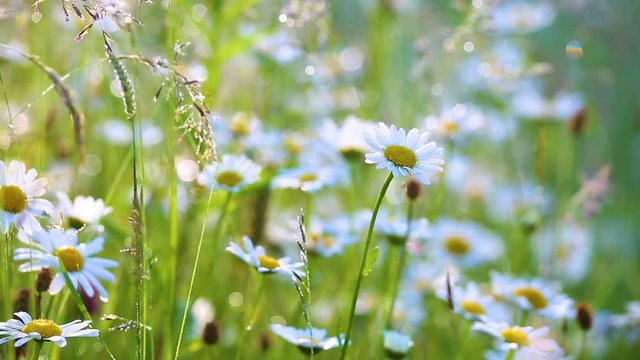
left=13, top=288, right=30, bottom=313
left=575, top=301, right=593, bottom=331
left=36, top=268, right=53, bottom=293
left=404, top=178, right=423, bottom=201
left=202, top=320, right=221, bottom=345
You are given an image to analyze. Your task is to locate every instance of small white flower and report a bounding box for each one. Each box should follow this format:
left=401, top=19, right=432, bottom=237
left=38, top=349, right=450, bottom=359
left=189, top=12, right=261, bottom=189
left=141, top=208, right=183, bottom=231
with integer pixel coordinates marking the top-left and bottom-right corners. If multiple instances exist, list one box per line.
left=533, top=219, right=591, bottom=283
left=364, top=123, right=444, bottom=184
left=271, top=166, right=346, bottom=193
left=435, top=282, right=510, bottom=322
left=269, top=324, right=344, bottom=353
left=197, top=154, right=261, bottom=192
left=490, top=272, right=574, bottom=319
left=55, top=193, right=112, bottom=231
left=0, top=160, right=54, bottom=234
left=429, top=218, right=503, bottom=268
left=376, top=215, right=430, bottom=245
left=0, top=312, right=98, bottom=347
left=383, top=330, right=413, bottom=359
left=472, top=320, right=563, bottom=359
left=14, top=228, right=118, bottom=301
left=424, top=104, right=485, bottom=140
left=312, top=117, right=376, bottom=163
left=302, top=216, right=357, bottom=257
left=226, top=236, right=304, bottom=277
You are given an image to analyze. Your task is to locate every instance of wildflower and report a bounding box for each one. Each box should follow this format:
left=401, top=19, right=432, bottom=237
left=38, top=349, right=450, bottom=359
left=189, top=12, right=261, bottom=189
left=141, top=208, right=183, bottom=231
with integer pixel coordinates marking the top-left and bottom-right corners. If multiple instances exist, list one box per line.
left=490, top=272, right=574, bottom=319
left=269, top=324, right=344, bottom=354
left=0, top=160, right=53, bottom=234
left=376, top=215, right=430, bottom=246
left=314, top=117, right=375, bottom=163
left=14, top=228, right=118, bottom=301
left=55, top=193, right=112, bottom=231
left=226, top=236, right=304, bottom=276
left=472, top=321, right=563, bottom=359
left=271, top=165, right=346, bottom=193
left=197, top=154, right=261, bottom=192
left=424, top=104, right=485, bottom=140
left=302, top=216, right=356, bottom=257
left=0, top=311, right=98, bottom=347
left=436, top=282, right=510, bottom=321
left=429, top=218, right=502, bottom=268
left=364, top=123, right=444, bottom=184
left=611, top=301, right=640, bottom=328
left=383, top=330, right=413, bottom=359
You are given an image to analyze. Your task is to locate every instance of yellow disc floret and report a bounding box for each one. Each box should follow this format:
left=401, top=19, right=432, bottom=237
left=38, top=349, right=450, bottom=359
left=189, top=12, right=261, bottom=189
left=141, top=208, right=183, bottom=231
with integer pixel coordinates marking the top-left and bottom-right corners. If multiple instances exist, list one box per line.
left=216, top=171, right=244, bottom=188
left=258, top=255, right=280, bottom=270
left=298, top=173, right=318, bottom=183
left=55, top=245, right=84, bottom=271
left=460, top=299, right=486, bottom=315
left=21, top=319, right=63, bottom=338
left=513, top=287, right=548, bottom=309
left=500, top=327, right=530, bottom=346
left=443, top=235, right=470, bottom=255
left=383, top=145, right=417, bottom=168
left=0, top=185, right=28, bottom=214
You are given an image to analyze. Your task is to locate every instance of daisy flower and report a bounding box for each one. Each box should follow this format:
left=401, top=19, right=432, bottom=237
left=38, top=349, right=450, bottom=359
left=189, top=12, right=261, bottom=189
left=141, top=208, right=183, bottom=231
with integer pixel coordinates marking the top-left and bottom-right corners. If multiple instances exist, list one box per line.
left=313, top=117, right=375, bottom=163
left=428, top=218, right=503, bottom=268
left=424, top=104, right=485, bottom=140
left=533, top=219, right=591, bottom=283
left=490, top=272, right=574, bottom=319
left=271, top=165, right=347, bottom=193
left=14, top=228, right=118, bottom=301
left=376, top=215, right=430, bottom=245
left=435, top=281, right=511, bottom=322
left=197, top=154, right=261, bottom=192
left=269, top=324, right=344, bottom=354
left=303, top=216, right=356, bottom=257
left=0, top=160, right=54, bottom=234
left=364, top=123, right=444, bottom=184
left=472, top=321, right=564, bottom=359
left=226, top=236, right=304, bottom=277
left=55, top=192, right=112, bottom=231
left=0, top=311, right=98, bottom=347
left=383, top=330, right=413, bottom=359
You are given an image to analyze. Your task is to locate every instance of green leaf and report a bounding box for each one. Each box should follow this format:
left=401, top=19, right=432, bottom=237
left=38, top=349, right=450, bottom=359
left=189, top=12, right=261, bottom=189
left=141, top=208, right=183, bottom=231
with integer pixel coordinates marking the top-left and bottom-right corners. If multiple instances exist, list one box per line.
left=363, top=246, right=379, bottom=277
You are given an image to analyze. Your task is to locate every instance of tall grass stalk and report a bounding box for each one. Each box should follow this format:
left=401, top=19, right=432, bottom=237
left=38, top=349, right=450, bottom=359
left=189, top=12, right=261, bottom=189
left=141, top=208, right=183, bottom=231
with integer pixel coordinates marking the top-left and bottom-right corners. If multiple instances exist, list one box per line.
left=340, top=172, right=394, bottom=360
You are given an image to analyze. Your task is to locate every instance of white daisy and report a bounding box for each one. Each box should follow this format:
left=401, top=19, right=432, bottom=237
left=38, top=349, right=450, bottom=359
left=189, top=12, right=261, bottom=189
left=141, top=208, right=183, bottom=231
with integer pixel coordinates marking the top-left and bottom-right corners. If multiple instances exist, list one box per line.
left=226, top=236, right=304, bottom=277
left=383, top=330, right=413, bottom=359
left=14, top=228, right=118, bottom=301
left=424, top=104, right=485, bottom=140
left=269, top=324, right=344, bottom=353
left=271, top=165, right=347, bottom=193
left=0, top=311, right=98, bottom=347
left=0, top=160, right=54, bottom=234
left=435, top=282, right=511, bottom=322
left=490, top=272, right=574, bottom=319
left=376, top=215, right=430, bottom=245
left=533, top=219, right=591, bottom=283
left=364, top=123, right=444, bottom=184
left=313, top=116, right=375, bottom=163
left=429, top=218, right=503, bottom=268
left=55, top=192, right=112, bottom=231
left=197, top=154, right=261, bottom=192
left=302, top=216, right=356, bottom=257
left=472, top=321, right=564, bottom=359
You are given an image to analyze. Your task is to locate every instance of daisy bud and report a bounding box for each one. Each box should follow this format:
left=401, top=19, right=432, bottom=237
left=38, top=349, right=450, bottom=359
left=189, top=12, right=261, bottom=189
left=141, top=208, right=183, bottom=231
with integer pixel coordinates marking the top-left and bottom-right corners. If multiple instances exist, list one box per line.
left=568, top=108, right=587, bottom=136
left=13, top=288, right=30, bottom=313
left=202, top=320, right=221, bottom=345
left=404, top=177, right=423, bottom=201
left=575, top=302, right=593, bottom=331
left=259, top=331, right=271, bottom=352
left=36, top=268, right=53, bottom=293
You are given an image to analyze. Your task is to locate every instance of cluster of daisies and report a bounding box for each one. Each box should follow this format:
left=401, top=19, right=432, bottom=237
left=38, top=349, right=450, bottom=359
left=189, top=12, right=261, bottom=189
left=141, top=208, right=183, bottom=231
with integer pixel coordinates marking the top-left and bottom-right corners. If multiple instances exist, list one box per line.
left=0, top=159, right=115, bottom=350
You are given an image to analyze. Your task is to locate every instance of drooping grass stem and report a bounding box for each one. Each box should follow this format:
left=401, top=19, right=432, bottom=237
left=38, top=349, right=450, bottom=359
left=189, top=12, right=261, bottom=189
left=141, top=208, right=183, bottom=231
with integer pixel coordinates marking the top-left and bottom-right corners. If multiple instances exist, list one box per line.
left=340, top=172, right=394, bottom=360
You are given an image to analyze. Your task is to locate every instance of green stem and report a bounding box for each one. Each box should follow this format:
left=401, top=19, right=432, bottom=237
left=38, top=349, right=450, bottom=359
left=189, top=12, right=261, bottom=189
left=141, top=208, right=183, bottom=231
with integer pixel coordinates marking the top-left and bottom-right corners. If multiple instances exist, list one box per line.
left=236, top=275, right=266, bottom=360
left=340, top=172, right=394, bottom=360
left=504, top=348, right=516, bottom=360
left=174, top=187, right=220, bottom=360
left=29, top=341, right=43, bottom=360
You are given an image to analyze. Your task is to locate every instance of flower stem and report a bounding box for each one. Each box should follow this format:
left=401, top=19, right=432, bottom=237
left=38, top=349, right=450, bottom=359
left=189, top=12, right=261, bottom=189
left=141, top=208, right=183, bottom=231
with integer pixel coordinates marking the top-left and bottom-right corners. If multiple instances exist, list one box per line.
left=29, top=341, right=43, bottom=360
left=236, top=274, right=265, bottom=360
left=504, top=348, right=516, bottom=360
left=340, top=172, right=394, bottom=360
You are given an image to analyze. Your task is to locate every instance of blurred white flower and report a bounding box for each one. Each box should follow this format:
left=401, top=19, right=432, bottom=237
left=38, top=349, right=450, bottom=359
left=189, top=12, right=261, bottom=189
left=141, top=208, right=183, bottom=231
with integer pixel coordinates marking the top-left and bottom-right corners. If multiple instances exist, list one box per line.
left=490, top=2, right=556, bottom=34
left=533, top=219, right=591, bottom=283
left=473, top=321, right=564, bottom=359
left=55, top=193, right=112, bottom=231
left=197, top=154, right=261, bottom=192
left=429, top=218, right=503, bottom=268
left=226, top=236, right=304, bottom=277
left=0, top=312, right=98, bottom=348
left=269, top=324, right=344, bottom=353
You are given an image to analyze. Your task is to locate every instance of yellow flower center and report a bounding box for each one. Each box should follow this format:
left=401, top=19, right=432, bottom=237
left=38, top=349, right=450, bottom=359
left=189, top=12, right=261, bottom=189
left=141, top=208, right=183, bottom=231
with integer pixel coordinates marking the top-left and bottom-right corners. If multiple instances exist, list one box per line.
left=443, top=235, right=470, bottom=255
left=21, top=319, right=62, bottom=338
left=68, top=216, right=87, bottom=230
left=442, top=119, right=460, bottom=134
left=230, top=115, right=250, bottom=136
left=383, top=145, right=417, bottom=168
left=298, top=173, right=317, bottom=183
left=460, top=299, right=485, bottom=315
left=0, top=185, right=28, bottom=214
left=55, top=245, right=84, bottom=271
left=258, top=255, right=279, bottom=270
left=284, top=137, right=302, bottom=154
left=500, top=327, right=530, bottom=346
left=216, top=171, right=244, bottom=188
left=513, top=287, right=548, bottom=309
